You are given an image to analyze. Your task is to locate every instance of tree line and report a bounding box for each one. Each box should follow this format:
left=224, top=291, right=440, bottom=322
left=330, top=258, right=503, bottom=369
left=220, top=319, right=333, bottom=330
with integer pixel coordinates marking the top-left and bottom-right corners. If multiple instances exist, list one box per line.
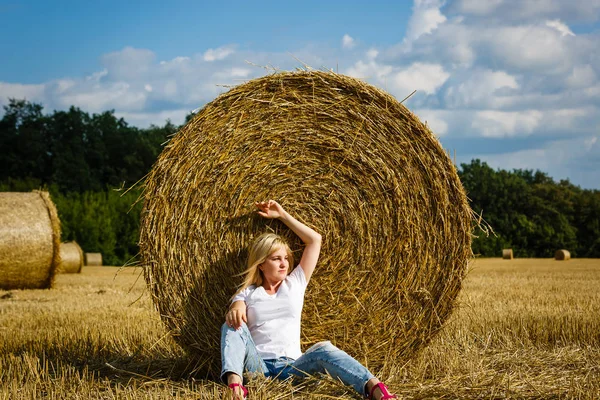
left=1, top=99, right=599, bottom=264
left=459, top=160, right=600, bottom=258
left=0, top=99, right=178, bottom=265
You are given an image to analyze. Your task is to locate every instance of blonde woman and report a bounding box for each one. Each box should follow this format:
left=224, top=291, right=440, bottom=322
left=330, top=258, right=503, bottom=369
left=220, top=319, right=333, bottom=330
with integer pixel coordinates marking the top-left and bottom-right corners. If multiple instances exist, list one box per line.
left=221, top=200, right=397, bottom=400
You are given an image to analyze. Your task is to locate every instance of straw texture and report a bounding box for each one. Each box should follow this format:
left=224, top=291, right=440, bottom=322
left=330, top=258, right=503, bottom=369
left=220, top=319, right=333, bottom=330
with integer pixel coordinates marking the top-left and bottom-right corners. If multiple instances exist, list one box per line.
left=85, top=253, right=103, bottom=266
left=555, top=249, right=571, bottom=260
left=140, top=71, right=473, bottom=377
left=0, top=191, right=61, bottom=290
left=57, top=242, right=84, bottom=273
left=503, top=249, right=514, bottom=260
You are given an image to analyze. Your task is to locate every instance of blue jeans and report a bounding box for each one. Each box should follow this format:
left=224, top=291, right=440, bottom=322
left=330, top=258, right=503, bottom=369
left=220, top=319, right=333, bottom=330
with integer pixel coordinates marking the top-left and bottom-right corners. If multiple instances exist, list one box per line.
left=220, top=323, right=375, bottom=396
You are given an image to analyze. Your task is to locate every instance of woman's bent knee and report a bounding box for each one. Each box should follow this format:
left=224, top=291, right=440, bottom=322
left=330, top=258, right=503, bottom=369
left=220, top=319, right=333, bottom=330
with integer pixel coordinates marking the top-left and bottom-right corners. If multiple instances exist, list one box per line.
left=221, top=322, right=249, bottom=336
left=222, top=322, right=247, bottom=330
left=221, top=322, right=232, bottom=332
left=303, top=340, right=339, bottom=356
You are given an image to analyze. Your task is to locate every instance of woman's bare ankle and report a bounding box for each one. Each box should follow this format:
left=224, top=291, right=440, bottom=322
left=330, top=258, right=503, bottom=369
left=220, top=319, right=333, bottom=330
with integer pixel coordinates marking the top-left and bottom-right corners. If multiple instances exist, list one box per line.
left=365, top=378, right=396, bottom=400
left=226, top=373, right=244, bottom=398
left=226, top=372, right=242, bottom=385
left=365, top=378, right=380, bottom=399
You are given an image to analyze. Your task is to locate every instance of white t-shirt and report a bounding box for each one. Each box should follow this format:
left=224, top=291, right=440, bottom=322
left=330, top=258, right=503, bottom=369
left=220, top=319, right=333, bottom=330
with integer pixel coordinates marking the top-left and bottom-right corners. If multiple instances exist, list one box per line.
left=232, top=265, right=307, bottom=360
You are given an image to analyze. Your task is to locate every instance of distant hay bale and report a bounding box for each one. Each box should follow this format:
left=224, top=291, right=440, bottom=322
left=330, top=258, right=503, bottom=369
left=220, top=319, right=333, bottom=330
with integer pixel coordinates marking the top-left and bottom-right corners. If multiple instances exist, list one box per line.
left=57, top=242, right=84, bottom=273
left=555, top=249, right=571, bottom=260
left=85, top=253, right=103, bottom=266
left=0, top=191, right=61, bottom=290
left=503, top=249, right=514, bottom=260
left=140, top=70, right=473, bottom=377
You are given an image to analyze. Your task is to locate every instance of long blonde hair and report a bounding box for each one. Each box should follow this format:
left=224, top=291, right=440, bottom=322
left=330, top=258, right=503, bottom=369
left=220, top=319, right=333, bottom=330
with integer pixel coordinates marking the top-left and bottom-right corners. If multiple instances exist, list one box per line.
left=232, top=232, right=294, bottom=299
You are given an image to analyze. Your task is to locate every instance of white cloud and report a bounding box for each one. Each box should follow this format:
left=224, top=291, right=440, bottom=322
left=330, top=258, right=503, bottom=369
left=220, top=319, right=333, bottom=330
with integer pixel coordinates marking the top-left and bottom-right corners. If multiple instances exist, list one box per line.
left=116, top=109, right=190, bottom=128
left=159, top=56, right=192, bottom=70
left=345, top=60, right=450, bottom=98
left=404, top=106, right=595, bottom=142
left=389, top=20, right=475, bottom=67
left=414, top=108, right=449, bottom=136
left=450, top=0, right=600, bottom=23
left=52, top=79, right=77, bottom=94
left=161, top=80, right=178, bottom=97
left=101, top=47, right=155, bottom=80
left=481, top=24, right=575, bottom=73
left=57, top=82, right=147, bottom=112
left=345, top=60, right=393, bottom=82
left=0, top=82, right=46, bottom=108
left=366, top=48, right=378, bottom=60
left=450, top=0, right=503, bottom=15
left=203, top=46, right=235, bottom=62
left=229, top=68, right=251, bottom=78
left=342, top=34, right=355, bottom=49
left=444, top=69, right=519, bottom=108
left=212, top=67, right=252, bottom=81
left=545, top=19, right=576, bottom=37
left=406, top=0, right=447, bottom=41
left=584, top=84, right=600, bottom=98
left=471, top=110, right=543, bottom=138
left=86, top=69, right=108, bottom=82
left=468, top=135, right=600, bottom=188
left=566, top=65, right=597, bottom=88
left=390, top=63, right=450, bottom=96
left=541, top=107, right=597, bottom=136
left=585, top=136, right=597, bottom=151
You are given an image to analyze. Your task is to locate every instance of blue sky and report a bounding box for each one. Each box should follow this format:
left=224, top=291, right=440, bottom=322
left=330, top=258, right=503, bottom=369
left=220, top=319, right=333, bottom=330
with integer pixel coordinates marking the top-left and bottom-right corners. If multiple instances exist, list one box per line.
left=1, top=0, right=599, bottom=189
left=0, top=1, right=410, bottom=82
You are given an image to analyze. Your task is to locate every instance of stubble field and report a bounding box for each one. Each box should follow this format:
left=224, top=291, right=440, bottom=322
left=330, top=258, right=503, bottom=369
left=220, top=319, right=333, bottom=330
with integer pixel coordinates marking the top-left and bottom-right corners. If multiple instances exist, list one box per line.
left=1, top=258, right=599, bottom=399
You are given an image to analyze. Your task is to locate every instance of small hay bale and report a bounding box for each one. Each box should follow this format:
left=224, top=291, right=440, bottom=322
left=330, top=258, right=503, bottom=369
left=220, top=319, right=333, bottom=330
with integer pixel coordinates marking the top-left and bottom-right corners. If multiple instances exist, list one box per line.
left=57, top=241, right=84, bottom=273
left=502, top=249, right=514, bottom=260
left=555, top=249, right=571, bottom=260
left=0, top=191, right=61, bottom=290
left=140, top=71, right=473, bottom=377
left=85, top=253, right=103, bottom=266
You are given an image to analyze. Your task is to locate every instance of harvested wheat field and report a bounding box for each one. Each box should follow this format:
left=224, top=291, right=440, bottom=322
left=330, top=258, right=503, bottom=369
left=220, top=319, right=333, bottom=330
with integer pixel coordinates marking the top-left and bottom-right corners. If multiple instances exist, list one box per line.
left=0, top=258, right=598, bottom=399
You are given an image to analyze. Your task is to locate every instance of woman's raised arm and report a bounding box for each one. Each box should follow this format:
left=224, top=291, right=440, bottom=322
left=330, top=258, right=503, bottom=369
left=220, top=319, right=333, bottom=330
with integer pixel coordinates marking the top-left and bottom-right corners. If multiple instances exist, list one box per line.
left=255, top=200, right=322, bottom=282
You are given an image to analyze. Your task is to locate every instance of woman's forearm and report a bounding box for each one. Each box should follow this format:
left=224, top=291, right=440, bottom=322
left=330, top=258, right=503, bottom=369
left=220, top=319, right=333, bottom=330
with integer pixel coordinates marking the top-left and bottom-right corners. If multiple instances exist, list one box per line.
left=279, top=209, right=322, bottom=244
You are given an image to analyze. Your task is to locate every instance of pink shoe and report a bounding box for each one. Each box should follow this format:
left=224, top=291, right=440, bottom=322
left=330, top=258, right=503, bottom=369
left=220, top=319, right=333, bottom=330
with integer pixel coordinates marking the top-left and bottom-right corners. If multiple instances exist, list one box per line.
left=228, top=382, right=248, bottom=399
left=368, top=382, right=397, bottom=399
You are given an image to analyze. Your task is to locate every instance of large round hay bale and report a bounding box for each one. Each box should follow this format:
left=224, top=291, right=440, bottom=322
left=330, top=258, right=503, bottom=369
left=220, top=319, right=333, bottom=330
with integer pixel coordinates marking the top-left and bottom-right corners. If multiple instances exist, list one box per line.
left=0, top=191, right=61, bottom=290
left=85, top=253, right=102, bottom=266
left=57, top=241, right=84, bottom=273
left=502, top=249, right=513, bottom=259
left=555, top=249, right=570, bottom=260
left=140, top=71, right=473, bottom=377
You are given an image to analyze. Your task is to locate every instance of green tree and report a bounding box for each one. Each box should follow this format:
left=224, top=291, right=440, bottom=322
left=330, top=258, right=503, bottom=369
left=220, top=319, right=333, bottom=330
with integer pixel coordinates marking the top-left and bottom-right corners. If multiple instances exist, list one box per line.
left=48, top=107, right=94, bottom=192
left=0, top=99, right=51, bottom=183
left=460, top=160, right=596, bottom=258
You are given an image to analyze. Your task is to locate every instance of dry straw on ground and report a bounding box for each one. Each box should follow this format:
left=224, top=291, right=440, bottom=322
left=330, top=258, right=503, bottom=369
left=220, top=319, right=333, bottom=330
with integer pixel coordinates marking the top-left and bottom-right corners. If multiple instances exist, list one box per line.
left=503, top=248, right=514, bottom=260
left=555, top=249, right=571, bottom=260
left=140, top=70, right=473, bottom=378
left=57, top=241, right=84, bottom=273
left=0, top=191, right=61, bottom=290
left=85, top=253, right=103, bottom=266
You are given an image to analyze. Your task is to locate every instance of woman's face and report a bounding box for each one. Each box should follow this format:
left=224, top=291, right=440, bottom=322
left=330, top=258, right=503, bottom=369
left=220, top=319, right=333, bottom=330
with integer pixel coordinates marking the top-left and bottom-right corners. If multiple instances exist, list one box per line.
left=259, top=247, right=290, bottom=283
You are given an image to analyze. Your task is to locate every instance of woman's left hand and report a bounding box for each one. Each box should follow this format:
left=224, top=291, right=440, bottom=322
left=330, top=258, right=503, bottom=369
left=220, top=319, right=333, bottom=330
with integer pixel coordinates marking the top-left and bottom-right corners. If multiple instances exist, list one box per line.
left=255, top=200, right=285, bottom=219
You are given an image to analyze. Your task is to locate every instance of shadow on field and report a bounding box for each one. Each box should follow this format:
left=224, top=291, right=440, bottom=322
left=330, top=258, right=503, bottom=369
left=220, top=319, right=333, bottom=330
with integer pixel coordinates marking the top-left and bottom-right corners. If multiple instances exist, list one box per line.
left=95, top=355, right=196, bottom=383
left=178, top=244, right=249, bottom=380
left=10, top=341, right=201, bottom=386
left=86, top=213, right=260, bottom=384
